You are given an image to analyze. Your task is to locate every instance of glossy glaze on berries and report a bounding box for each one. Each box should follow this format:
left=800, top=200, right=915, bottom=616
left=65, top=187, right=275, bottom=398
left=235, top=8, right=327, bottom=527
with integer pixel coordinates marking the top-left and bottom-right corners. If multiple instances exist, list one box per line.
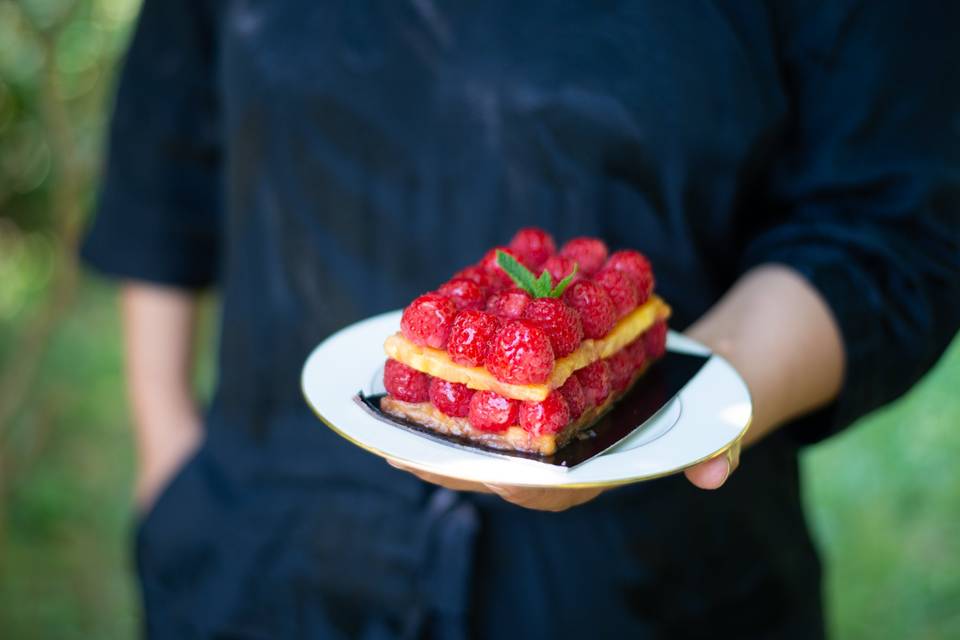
left=429, top=378, right=474, bottom=417
left=560, top=237, right=608, bottom=275
left=557, top=375, right=587, bottom=421
left=400, top=293, right=458, bottom=349
left=521, top=298, right=583, bottom=358
left=509, top=227, right=556, bottom=269
left=446, top=310, right=501, bottom=367
left=384, top=359, right=431, bottom=402
left=453, top=265, right=494, bottom=291
left=576, top=360, right=612, bottom=408
left=519, top=391, right=570, bottom=435
left=485, top=288, right=531, bottom=320
left=468, top=391, right=519, bottom=432
left=606, top=350, right=634, bottom=393
left=606, top=250, right=654, bottom=303
left=593, top=267, right=639, bottom=320
left=485, top=320, right=555, bottom=385
left=563, top=280, right=617, bottom=339
left=438, top=278, right=486, bottom=310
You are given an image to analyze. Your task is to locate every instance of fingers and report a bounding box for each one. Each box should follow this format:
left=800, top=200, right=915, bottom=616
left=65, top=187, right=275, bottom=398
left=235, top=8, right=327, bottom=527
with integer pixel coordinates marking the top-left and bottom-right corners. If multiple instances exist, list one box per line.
left=390, top=442, right=740, bottom=506
left=386, top=459, right=494, bottom=493
left=483, top=484, right=603, bottom=512
left=385, top=459, right=602, bottom=510
left=683, top=456, right=729, bottom=489
left=683, top=439, right=741, bottom=490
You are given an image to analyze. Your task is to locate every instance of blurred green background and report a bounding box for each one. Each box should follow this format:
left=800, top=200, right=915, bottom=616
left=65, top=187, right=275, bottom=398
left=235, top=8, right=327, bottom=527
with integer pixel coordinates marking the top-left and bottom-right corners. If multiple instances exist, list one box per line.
left=0, top=0, right=958, bottom=637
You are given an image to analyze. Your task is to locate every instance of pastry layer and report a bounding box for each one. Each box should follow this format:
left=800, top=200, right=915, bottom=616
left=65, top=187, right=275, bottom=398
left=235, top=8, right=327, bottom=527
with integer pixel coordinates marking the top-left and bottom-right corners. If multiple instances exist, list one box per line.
left=381, top=361, right=652, bottom=456
left=384, top=295, right=670, bottom=402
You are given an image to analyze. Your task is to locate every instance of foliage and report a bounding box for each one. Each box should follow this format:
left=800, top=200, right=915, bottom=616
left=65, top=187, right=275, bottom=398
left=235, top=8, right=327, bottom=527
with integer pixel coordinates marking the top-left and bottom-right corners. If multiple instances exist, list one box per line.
left=805, top=340, right=960, bottom=639
left=0, top=1, right=958, bottom=638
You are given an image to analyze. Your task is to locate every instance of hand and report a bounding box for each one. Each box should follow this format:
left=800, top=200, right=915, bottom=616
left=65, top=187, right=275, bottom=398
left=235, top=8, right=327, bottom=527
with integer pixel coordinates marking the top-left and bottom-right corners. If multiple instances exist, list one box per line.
left=134, top=409, right=202, bottom=512
left=683, top=437, right=741, bottom=489
left=387, top=459, right=604, bottom=511
left=387, top=439, right=740, bottom=512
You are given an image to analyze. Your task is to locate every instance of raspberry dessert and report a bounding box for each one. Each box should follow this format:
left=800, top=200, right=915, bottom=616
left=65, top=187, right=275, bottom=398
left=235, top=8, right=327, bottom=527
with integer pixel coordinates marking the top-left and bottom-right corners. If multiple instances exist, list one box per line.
left=381, top=228, right=671, bottom=456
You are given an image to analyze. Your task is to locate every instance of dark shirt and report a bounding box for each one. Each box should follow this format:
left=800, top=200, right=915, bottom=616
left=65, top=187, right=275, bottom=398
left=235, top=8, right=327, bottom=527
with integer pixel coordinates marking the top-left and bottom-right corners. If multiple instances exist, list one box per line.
left=82, top=1, right=960, bottom=638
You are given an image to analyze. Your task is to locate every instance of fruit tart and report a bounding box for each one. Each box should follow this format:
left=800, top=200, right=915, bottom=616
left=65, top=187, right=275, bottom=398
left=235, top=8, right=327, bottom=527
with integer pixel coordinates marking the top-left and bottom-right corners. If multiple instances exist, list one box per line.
left=381, top=228, right=671, bottom=456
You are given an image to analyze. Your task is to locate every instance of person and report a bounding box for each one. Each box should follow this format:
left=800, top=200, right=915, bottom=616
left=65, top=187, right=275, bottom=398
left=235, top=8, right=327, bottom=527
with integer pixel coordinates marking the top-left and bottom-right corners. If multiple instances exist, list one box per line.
left=81, top=1, right=960, bottom=638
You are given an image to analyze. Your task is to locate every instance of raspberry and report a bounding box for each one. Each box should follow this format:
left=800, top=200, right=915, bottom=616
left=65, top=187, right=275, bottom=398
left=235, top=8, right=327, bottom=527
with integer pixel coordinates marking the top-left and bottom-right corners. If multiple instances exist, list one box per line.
left=521, top=298, right=583, bottom=358
left=519, top=391, right=570, bottom=435
left=576, top=360, right=612, bottom=408
left=541, top=254, right=580, bottom=286
left=625, top=336, right=647, bottom=371
left=593, top=267, right=639, bottom=320
left=480, top=246, right=524, bottom=288
left=438, top=278, right=486, bottom=310
left=606, top=350, right=634, bottom=393
left=562, top=280, right=617, bottom=339
left=606, top=250, right=654, bottom=304
left=468, top=391, right=519, bottom=432
left=400, top=293, right=458, bottom=349
left=446, top=310, right=500, bottom=367
left=429, top=378, right=474, bottom=417
left=508, top=227, right=556, bottom=269
left=560, top=237, right=608, bottom=275
left=644, top=319, right=668, bottom=360
left=453, top=265, right=494, bottom=292
left=383, top=359, right=431, bottom=402
left=558, top=374, right=587, bottom=421
left=485, top=288, right=531, bottom=319
left=485, top=320, right=555, bottom=385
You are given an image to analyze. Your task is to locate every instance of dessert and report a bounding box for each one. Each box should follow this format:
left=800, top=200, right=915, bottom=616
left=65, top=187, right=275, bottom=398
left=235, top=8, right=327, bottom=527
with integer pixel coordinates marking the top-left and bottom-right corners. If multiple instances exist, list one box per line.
left=381, top=228, right=671, bottom=456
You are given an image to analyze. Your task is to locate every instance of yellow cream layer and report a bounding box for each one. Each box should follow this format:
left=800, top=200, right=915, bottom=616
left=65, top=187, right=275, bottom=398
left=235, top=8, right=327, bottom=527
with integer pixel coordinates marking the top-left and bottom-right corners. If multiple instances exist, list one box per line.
left=384, top=295, right=671, bottom=402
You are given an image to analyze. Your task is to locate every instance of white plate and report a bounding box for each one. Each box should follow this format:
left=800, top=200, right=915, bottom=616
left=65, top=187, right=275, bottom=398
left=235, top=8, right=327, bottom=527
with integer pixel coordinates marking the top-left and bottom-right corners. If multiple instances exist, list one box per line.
left=301, top=310, right=752, bottom=488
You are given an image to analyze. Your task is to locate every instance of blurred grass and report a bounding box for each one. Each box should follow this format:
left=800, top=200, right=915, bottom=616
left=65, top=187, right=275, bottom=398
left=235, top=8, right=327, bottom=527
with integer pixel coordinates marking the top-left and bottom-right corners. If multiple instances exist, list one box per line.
left=0, top=274, right=218, bottom=639
left=1, top=0, right=959, bottom=637
left=0, top=279, right=137, bottom=638
left=804, top=337, right=960, bottom=640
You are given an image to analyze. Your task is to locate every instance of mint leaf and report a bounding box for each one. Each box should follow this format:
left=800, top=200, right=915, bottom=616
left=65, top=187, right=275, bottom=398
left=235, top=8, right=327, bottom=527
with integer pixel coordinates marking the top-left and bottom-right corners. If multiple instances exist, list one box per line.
left=534, top=270, right=552, bottom=297
left=496, top=250, right=538, bottom=294
left=497, top=250, right=579, bottom=298
left=548, top=263, right=578, bottom=298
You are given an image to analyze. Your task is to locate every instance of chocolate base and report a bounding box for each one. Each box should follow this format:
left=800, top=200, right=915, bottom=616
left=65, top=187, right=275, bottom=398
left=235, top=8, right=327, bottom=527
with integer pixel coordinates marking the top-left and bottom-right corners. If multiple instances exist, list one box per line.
left=356, top=351, right=709, bottom=468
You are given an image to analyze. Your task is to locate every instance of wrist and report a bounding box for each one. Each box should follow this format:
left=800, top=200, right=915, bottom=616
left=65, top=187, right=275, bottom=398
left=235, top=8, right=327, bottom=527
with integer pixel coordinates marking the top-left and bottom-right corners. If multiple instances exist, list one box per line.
left=133, top=409, right=202, bottom=510
left=134, top=402, right=201, bottom=465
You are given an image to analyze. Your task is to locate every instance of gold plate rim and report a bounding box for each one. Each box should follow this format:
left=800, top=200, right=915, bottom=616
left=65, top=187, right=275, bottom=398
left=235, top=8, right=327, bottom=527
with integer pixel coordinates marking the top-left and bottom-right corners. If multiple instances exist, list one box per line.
left=301, top=365, right=752, bottom=490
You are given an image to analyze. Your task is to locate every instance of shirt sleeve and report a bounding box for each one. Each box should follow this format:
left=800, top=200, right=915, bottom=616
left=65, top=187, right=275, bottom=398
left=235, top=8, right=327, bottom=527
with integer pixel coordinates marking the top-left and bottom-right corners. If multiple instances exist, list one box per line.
left=80, top=0, right=221, bottom=289
left=742, top=1, right=960, bottom=443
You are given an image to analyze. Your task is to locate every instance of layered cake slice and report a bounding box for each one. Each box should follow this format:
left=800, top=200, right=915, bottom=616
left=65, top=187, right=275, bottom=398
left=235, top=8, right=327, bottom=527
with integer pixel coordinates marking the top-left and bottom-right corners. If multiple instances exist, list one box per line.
left=381, top=228, right=671, bottom=456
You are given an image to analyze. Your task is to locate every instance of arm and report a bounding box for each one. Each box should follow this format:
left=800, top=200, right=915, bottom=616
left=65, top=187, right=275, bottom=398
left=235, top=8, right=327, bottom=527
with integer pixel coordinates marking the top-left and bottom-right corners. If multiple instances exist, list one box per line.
left=121, top=282, right=203, bottom=509
left=681, top=264, right=844, bottom=488
left=687, top=265, right=845, bottom=447
left=78, top=0, right=222, bottom=507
